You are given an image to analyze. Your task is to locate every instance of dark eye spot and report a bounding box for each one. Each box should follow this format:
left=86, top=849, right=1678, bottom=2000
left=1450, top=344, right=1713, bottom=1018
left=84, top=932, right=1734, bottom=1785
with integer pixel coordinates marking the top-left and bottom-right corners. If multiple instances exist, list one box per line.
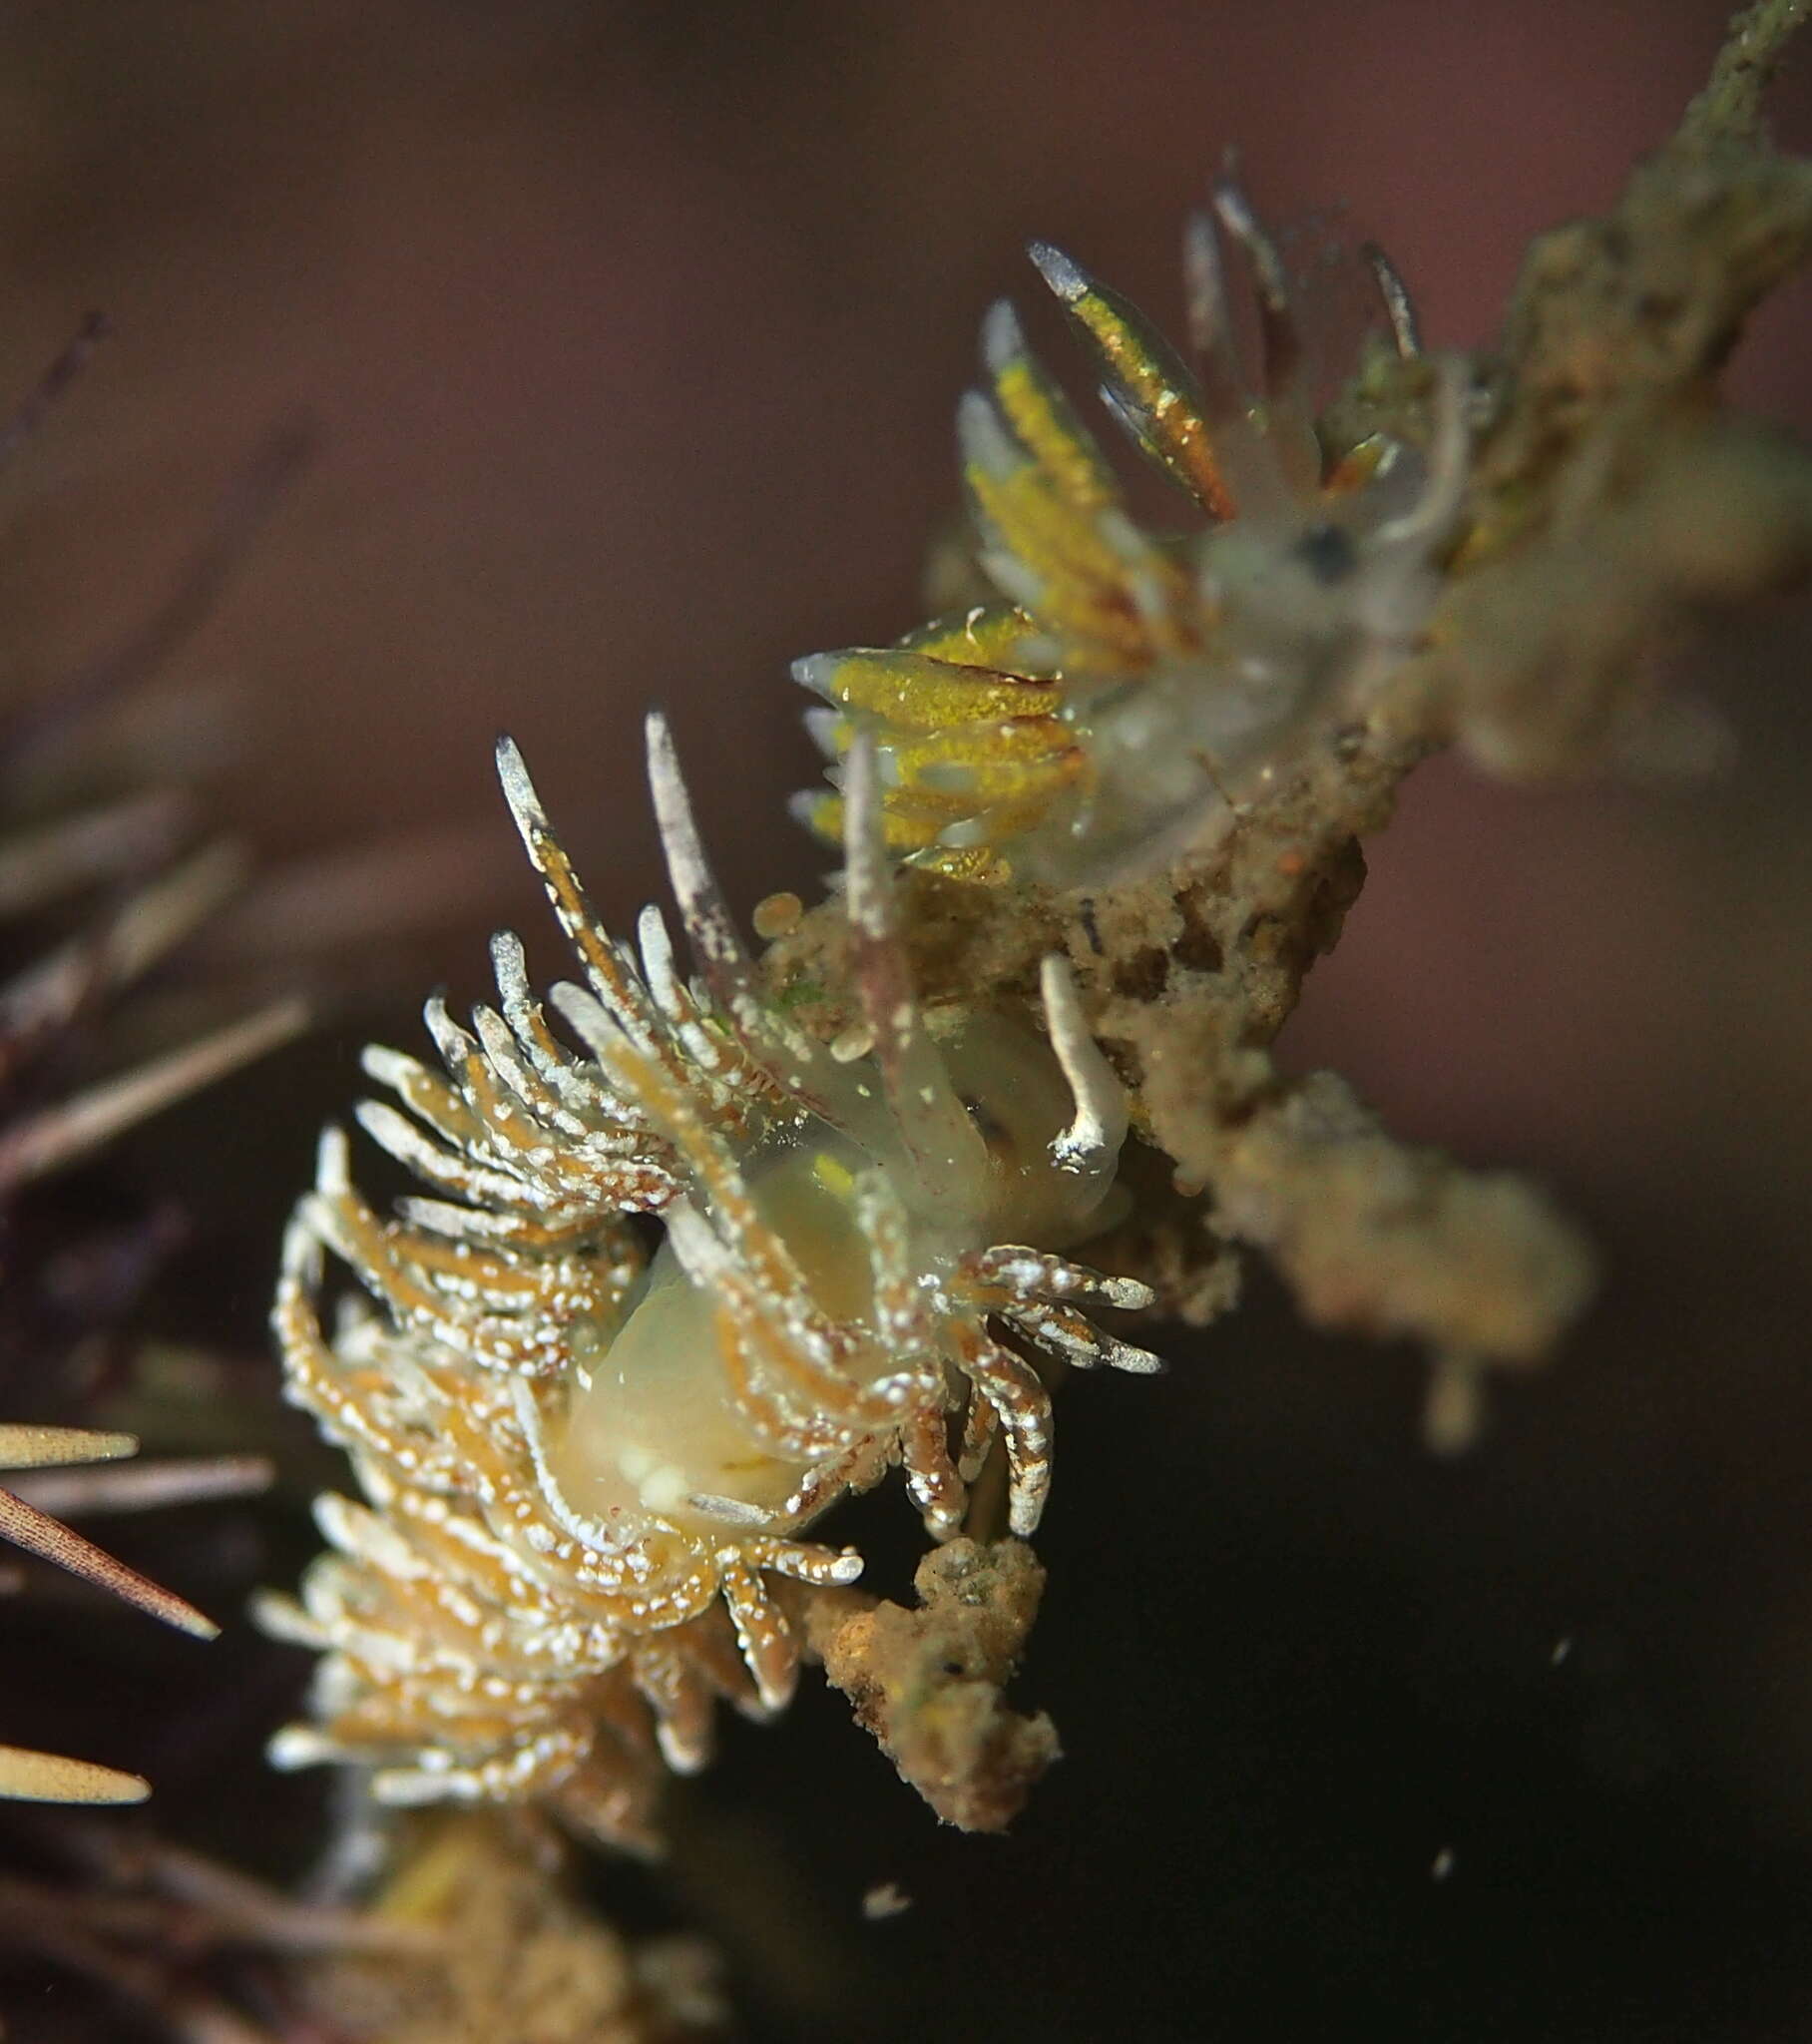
left=1294, top=522, right=1357, bottom=585
left=962, top=1098, right=1011, bottom=1149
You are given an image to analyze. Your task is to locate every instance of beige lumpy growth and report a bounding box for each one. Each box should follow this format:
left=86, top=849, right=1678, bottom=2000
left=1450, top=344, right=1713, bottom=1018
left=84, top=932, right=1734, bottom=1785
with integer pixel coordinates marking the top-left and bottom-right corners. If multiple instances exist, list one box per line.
left=547, top=1010, right=1121, bottom=1540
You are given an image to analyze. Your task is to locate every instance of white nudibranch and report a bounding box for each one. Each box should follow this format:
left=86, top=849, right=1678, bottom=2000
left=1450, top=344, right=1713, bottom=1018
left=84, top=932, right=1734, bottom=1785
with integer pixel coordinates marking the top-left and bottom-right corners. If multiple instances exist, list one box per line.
left=259, top=715, right=1159, bottom=1848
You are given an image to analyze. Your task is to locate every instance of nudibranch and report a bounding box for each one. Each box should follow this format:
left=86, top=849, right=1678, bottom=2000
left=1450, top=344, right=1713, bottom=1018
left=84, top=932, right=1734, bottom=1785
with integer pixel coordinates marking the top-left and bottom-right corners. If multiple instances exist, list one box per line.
left=795, top=182, right=1469, bottom=882
left=259, top=717, right=1160, bottom=1848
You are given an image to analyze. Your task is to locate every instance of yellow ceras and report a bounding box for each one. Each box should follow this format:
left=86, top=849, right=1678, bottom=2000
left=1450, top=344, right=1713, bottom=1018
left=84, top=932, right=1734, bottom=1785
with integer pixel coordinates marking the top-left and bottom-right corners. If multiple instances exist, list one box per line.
left=795, top=180, right=1469, bottom=883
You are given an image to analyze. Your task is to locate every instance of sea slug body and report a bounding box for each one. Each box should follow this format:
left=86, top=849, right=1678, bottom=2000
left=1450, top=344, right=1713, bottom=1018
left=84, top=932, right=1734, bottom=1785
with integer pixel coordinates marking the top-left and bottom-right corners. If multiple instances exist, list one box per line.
left=261, top=716, right=1160, bottom=1846
left=795, top=183, right=1469, bottom=883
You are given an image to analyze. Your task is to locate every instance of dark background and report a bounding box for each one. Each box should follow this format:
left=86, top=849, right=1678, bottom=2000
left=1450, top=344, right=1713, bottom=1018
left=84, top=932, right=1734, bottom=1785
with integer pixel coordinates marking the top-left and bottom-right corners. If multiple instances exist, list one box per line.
left=1, top=5, right=1810, bottom=2038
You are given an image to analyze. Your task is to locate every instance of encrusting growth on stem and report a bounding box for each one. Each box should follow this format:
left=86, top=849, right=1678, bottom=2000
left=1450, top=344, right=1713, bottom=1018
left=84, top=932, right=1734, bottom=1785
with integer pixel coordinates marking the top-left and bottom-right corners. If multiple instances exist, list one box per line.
left=799, top=1538, right=1058, bottom=1832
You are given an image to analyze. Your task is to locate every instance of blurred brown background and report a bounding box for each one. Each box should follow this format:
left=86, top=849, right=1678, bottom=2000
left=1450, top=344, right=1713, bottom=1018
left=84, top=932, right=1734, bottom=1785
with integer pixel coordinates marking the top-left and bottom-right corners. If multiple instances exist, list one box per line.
left=1, top=4, right=1809, bottom=2039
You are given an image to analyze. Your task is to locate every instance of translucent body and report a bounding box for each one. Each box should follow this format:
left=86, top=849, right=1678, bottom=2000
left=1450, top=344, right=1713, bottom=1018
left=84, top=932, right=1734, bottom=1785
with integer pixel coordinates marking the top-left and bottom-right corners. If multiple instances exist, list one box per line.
left=550, top=1010, right=1106, bottom=1535
left=1027, top=439, right=1448, bottom=878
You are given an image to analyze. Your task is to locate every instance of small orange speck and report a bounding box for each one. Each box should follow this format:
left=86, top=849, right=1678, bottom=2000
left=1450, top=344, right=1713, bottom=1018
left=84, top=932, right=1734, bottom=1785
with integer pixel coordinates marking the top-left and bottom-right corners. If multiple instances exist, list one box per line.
left=753, top=890, right=804, bottom=940
left=1277, top=849, right=1306, bottom=877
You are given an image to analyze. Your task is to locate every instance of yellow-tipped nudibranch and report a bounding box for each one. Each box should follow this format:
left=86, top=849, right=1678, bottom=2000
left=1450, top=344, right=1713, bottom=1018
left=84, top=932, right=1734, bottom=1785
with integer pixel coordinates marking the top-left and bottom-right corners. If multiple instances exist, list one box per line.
left=795, top=181, right=1469, bottom=884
